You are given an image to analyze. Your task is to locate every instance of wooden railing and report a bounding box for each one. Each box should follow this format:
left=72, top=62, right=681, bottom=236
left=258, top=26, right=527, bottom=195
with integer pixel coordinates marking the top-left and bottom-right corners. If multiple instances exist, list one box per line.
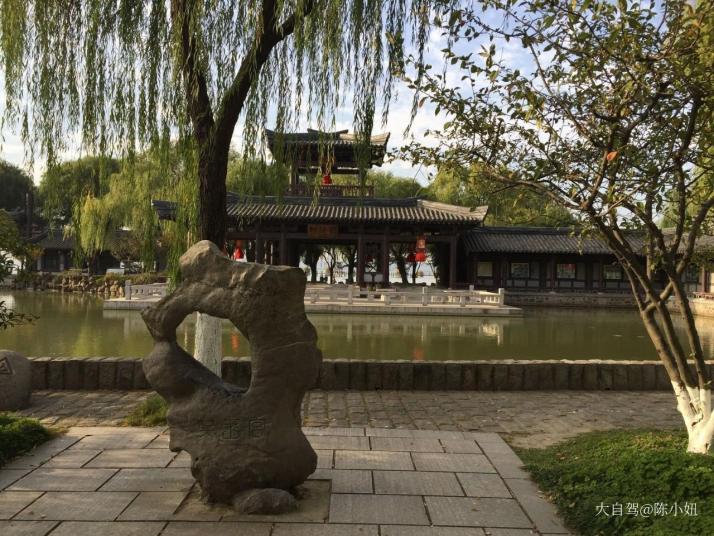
left=124, top=282, right=168, bottom=300
left=286, top=183, right=375, bottom=197
left=304, top=286, right=505, bottom=307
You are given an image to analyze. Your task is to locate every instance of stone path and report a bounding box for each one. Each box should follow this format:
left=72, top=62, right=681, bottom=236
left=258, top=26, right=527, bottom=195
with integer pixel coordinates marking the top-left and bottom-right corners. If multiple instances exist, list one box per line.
left=0, top=426, right=570, bottom=536
left=18, top=390, right=682, bottom=448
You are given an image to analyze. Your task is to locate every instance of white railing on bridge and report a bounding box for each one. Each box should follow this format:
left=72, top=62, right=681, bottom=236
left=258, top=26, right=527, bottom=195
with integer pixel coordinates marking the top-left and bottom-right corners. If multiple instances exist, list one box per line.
left=304, top=285, right=505, bottom=307
left=124, top=281, right=168, bottom=301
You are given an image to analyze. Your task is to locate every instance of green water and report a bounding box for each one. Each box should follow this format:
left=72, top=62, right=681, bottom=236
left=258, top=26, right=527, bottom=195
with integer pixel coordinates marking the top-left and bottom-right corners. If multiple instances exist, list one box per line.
left=1, top=291, right=713, bottom=361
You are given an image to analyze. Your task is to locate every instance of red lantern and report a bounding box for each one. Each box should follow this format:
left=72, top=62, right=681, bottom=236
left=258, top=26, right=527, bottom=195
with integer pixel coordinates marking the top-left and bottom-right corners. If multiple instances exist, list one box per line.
left=232, top=247, right=244, bottom=260
left=406, top=252, right=416, bottom=263
left=322, top=174, right=332, bottom=185
left=415, top=251, right=427, bottom=262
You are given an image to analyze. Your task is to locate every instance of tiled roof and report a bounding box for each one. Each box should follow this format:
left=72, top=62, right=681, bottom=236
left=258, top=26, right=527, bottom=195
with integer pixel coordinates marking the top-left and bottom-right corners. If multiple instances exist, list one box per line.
left=265, top=129, right=390, bottom=147
left=31, top=229, right=75, bottom=250
left=154, top=195, right=487, bottom=225
left=226, top=196, right=487, bottom=225
left=463, top=227, right=645, bottom=255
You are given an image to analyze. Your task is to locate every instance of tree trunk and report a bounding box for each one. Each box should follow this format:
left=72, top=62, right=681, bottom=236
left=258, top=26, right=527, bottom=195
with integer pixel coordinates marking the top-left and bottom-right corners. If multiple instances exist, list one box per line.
left=194, top=312, right=223, bottom=377
left=309, top=260, right=318, bottom=282
left=396, top=255, right=409, bottom=284
left=193, top=145, right=228, bottom=373
left=197, top=147, right=228, bottom=247
left=672, top=382, right=714, bottom=453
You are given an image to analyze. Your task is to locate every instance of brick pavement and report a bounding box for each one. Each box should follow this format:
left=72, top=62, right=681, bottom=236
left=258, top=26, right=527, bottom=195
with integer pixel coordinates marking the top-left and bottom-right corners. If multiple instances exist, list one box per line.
left=0, top=426, right=571, bottom=536
left=17, top=390, right=682, bottom=448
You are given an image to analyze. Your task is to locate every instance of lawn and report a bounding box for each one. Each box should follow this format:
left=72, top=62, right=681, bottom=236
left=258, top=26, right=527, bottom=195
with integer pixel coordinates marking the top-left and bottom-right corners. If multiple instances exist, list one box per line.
left=517, top=430, right=714, bottom=536
left=0, top=414, right=53, bottom=467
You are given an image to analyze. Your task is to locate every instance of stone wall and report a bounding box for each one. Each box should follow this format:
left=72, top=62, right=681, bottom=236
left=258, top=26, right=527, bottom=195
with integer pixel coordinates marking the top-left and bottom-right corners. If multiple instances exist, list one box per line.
left=669, top=297, right=714, bottom=318
left=505, top=291, right=637, bottom=308
left=27, top=356, right=693, bottom=391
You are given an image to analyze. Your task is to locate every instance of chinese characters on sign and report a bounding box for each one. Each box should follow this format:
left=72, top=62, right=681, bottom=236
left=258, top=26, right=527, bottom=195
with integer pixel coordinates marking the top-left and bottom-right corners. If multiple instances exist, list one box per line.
left=596, top=502, right=698, bottom=518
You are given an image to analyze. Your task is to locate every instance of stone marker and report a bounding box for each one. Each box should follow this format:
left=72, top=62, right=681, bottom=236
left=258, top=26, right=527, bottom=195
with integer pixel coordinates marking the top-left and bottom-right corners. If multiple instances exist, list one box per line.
left=142, top=241, right=322, bottom=508
left=0, top=350, right=31, bottom=410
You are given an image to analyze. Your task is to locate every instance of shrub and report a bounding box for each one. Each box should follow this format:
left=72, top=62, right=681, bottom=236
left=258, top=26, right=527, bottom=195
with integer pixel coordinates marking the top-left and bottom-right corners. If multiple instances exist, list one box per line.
left=518, top=430, right=714, bottom=535
left=0, top=414, right=53, bottom=466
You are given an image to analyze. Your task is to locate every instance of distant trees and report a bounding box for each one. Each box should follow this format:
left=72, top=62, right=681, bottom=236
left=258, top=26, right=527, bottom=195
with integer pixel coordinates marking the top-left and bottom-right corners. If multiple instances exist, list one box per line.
left=0, top=161, right=36, bottom=212
left=0, top=211, right=37, bottom=329
left=427, top=165, right=575, bottom=227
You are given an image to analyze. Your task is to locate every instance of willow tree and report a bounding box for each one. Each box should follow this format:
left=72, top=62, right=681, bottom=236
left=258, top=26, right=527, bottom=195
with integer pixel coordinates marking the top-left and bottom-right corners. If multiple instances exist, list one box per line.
left=401, top=0, right=714, bottom=452
left=1, top=0, right=444, bottom=372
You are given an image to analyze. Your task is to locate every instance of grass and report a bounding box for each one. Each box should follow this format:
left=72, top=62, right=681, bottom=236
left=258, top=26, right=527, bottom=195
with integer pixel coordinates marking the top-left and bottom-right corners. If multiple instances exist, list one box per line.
left=517, top=429, right=714, bottom=536
left=0, top=414, right=53, bottom=467
left=124, top=393, right=167, bottom=426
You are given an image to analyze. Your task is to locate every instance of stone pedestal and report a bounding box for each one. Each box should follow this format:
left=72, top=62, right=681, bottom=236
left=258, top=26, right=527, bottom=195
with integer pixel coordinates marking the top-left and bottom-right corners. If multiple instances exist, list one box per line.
left=0, top=350, right=32, bottom=410
left=142, top=241, right=322, bottom=505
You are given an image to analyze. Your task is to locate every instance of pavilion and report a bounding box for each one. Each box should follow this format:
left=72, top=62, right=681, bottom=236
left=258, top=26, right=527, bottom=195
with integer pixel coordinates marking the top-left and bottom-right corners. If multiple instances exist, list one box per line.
left=154, top=129, right=487, bottom=288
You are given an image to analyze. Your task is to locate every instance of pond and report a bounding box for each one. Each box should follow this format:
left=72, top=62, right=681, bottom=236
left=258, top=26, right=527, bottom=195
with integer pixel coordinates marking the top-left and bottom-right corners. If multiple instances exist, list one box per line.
left=2, top=291, right=714, bottom=361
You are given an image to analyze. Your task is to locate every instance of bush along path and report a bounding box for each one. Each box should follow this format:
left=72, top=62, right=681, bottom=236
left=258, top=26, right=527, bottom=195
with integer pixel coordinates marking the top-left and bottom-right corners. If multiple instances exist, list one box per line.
left=518, top=430, right=714, bottom=536
left=0, top=414, right=53, bottom=467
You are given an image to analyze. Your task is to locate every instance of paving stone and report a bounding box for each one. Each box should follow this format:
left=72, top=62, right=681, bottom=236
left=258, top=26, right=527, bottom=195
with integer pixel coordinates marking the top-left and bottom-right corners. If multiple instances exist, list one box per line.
left=15, top=491, right=137, bottom=521
left=411, top=430, right=465, bottom=440
left=69, top=431, right=159, bottom=450
left=162, top=522, right=271, bottom=536
left=316, top=450, right=334, bottom=469
left=3, top=436, right=81, bottom=470
left=457, top=473, right=511, bottom=498
left=441, top=439, right=482, bottom=453
left=145, top=435, right=170, bottom=449
left=474, top=437, right=529, bottom=479
left=99, top=468, right=194, bottom=492
left=0, top=521, right=59, bottom=536
left=483, top=530, right=545, bottom=535
left=118, top=491, right=188, bottom=520
left=373, top=471, right=463, bottom=496
left=505, top=478, right=569, bottom=534
left=9, top=468, right=117, bottom=491
left=86, top=449, right=176, bottom=468
left=48, top=521, right=165, bottom=536
left=168, top=452, right=191, bottom=468
left=369, top=437, right=443, bottom=453
left=0, top=470, right=31, bottom=490
left=308, top=436, right=370, bottom=451
left=335, top=450, right=413, bottom=470
left=303, top=427, right=365, bottom=437
left=0, top=492, right=43, bottom=519
left=425, top=497, right=532, bottom=528
left=381, top=527, right=486, bottom=536
left=365, top=428, right=414, bottom=438
left=273, top=523, right=379, bottom=536
left=309, top=469, right=373, bottom=493
left=412, top=453, right=495, bottom=473
left=167, top=487, right=226, bottom=522
left=43, top=450, right=102, bottom=468
left=329, top=494, right=429, bottom=525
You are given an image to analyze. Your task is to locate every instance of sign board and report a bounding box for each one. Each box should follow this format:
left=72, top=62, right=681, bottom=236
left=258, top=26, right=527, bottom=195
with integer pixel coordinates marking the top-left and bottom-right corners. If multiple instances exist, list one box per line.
left=307, top=224, right=338, bottom=239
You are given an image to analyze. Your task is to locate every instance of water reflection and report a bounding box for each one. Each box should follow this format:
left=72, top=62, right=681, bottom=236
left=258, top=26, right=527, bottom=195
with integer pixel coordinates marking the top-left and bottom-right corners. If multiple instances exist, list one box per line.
left=2, top=291, right=714, bottom=361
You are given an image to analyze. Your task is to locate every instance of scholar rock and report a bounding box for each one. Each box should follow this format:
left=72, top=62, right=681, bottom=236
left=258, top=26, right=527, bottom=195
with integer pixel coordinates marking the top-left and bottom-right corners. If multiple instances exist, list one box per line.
left=0, top=350, right=31, bottom=410
left=142, top=240, right=322, bottom=505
